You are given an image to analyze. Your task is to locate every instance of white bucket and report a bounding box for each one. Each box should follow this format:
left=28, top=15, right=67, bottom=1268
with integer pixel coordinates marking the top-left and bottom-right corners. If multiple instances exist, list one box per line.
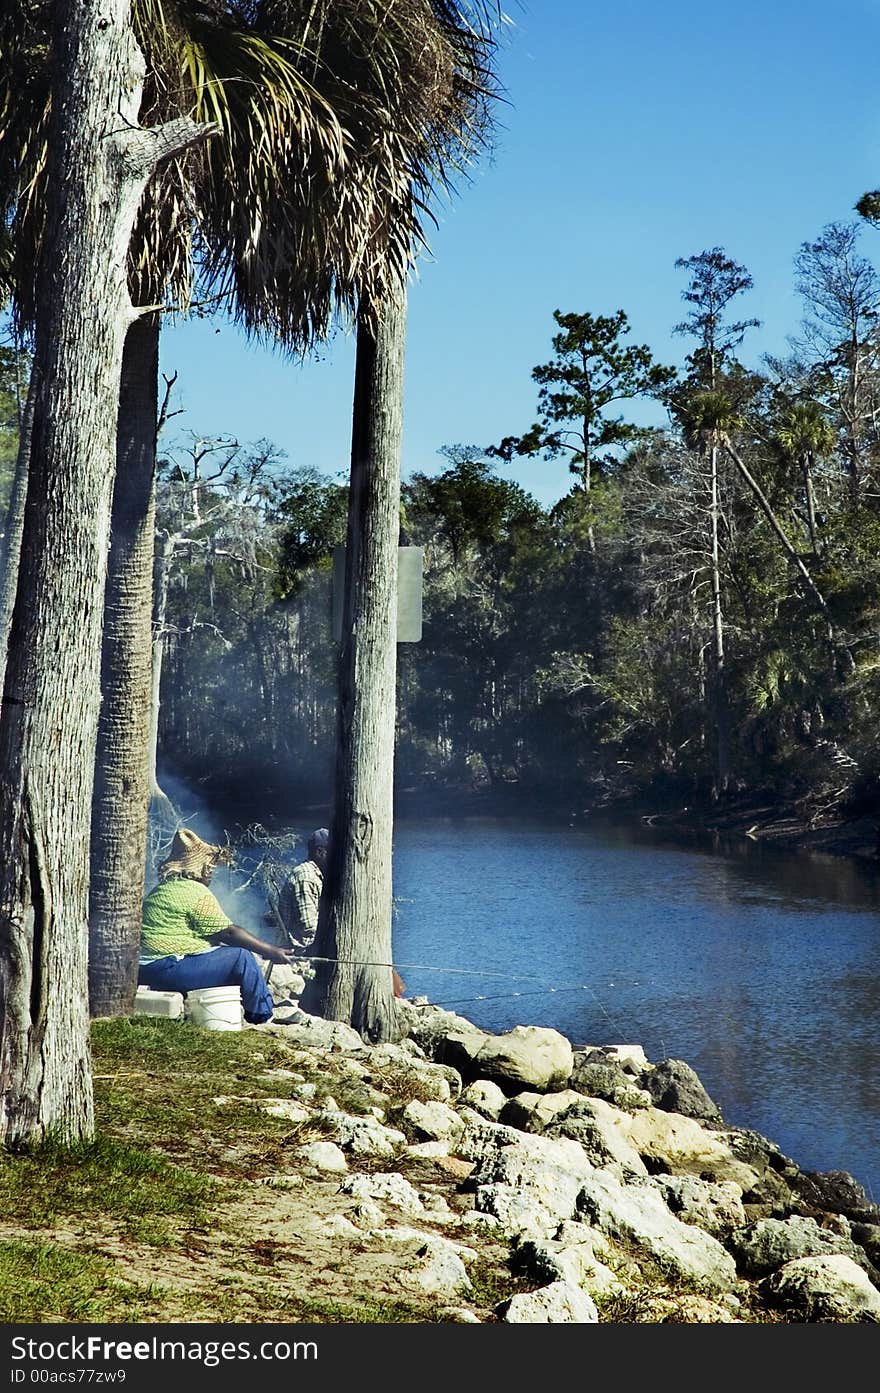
left=186, top=985, right=243, bottom=1032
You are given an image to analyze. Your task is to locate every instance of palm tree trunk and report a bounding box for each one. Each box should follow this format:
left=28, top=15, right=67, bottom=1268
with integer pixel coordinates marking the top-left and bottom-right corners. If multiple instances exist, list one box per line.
left=89, top=314, right=159, bottom=1017
left=300, top=283, right=406, bottom=1042
left=147, top=531, right=178, bottom=832
left=0, top=368, right=37, bottom=689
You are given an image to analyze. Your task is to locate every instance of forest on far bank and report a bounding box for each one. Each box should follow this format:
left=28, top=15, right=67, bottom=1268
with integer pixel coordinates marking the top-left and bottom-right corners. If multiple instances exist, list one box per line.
left=6, top=221, right=880, bottom=828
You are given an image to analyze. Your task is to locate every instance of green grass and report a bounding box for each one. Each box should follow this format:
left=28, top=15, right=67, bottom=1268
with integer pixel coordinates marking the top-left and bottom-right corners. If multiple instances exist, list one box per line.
left=91, top=1017, right=312, bottom=1177
left=93, top=1015, right=286, bottom=1069
left=0, top=1240, right=168, bottom=1322
left=0, top=1238, right=436, bottom=1324
left=0, top=1018, right=468, bottom=1323
left=0, top=1132, right=221, bottom=1233
left=464, top=1255, right=532, bottom=1312
left=93, top=1017, right=378, bottom=1150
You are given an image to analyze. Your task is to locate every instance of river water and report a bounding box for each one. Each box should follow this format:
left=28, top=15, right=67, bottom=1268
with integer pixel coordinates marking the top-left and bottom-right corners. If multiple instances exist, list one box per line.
left=217, top=810, right=880, bottom=1202
left=395, top=816, right=879, bottom=1201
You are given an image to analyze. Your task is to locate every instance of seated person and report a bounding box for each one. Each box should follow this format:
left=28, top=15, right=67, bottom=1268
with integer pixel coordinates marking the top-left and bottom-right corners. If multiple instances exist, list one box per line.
left=138, top=827, right=294, bottom=1025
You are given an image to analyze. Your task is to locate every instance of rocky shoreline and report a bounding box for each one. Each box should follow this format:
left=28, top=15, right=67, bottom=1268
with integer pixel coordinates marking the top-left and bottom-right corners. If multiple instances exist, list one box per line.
left=235, top=967, right=880, bottom=1323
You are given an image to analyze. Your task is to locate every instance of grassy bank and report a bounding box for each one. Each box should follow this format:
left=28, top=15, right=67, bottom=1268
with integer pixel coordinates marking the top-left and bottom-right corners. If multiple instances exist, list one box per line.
left=0, top=1018, right=526, bottom=1324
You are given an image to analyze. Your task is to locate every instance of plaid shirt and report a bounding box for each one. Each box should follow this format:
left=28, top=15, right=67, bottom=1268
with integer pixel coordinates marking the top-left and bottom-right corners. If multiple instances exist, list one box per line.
left=278, top=859, right=323, bottom=948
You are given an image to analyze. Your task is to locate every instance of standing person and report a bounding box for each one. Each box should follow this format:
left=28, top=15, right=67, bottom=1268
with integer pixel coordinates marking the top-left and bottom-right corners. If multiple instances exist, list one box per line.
left=277, top=827, right=329, bottom=950
left=278, top=826, right=405, bottom=997
left=138, top=827, right=295, bottom=1025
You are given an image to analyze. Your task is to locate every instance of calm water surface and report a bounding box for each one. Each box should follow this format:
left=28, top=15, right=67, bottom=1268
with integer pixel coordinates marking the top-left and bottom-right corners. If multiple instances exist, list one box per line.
left=225, top=811, right=879, bottom=1201
left=382, top=817, right=879, bottom=1201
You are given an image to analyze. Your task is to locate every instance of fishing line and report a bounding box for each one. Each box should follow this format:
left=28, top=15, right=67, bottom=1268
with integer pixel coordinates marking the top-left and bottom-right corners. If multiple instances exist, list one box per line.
left=300, top=955, right=543, bottom=980
left=296, top=955, right=637, bottom=1038
left=299, top=954, right=641, bottom=988
left=435, top=985, right=602, bottom=1006
left=233, top=870, right=642, bottom=1035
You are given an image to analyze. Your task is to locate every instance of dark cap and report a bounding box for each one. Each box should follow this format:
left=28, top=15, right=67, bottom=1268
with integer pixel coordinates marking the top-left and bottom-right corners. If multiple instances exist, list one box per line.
left=308, top=827, right=330, bottom=857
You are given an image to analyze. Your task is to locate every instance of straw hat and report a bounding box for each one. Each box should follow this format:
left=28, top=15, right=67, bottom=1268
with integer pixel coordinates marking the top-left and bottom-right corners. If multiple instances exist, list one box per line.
left=159, top=827, right=231, bottom=882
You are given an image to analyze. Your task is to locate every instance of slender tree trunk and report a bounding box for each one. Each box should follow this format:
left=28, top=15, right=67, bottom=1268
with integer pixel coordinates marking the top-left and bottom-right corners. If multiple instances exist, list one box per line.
left=722, top=434, right=855, bottom=672
left=722, top=439, right=833, bottom=615
left=146, top=531, right=178, bottom=832
left=0, top=370, right=38, bottom=689
left=89, top=315, right=160, bottom=1017
left=708, top=441, right=729, bottom=799
left=301, top=285, right=406, bottom=1042
left=844, top=337, right=862, bottom=506
left=581, top=405, right=595, bottom=554
left=0, top=2, right=213, bottom=1147
left=802, top=450, right=821, bottom=557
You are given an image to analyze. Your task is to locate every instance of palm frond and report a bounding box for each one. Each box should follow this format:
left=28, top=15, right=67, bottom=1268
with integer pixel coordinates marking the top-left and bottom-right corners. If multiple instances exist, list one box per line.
left=1, top=0, right=503, bottom=348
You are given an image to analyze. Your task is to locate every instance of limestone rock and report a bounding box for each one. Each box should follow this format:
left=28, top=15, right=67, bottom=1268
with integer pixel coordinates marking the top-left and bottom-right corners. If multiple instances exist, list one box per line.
left=400, top=1005, right=490, bottom=1074
left=399, top=1237, right=474, bottom=1298
left=338, top=1172, right=425, bottom=1215
left=499, top=1089, right=587, bottom=1133
left=759, top=1254, right=880, bottom=1322
left=259, top=1011, right=364, bottom=1051
left=296, top=1141, right=348, bottom=1173
left=651, top=1175, right=746, bottom=1236
left=790, top=1170, right=880, bottom=1224
left=402, top=1099, right=465, bottom=1143
left=513, top=1235, right=624, bottom=1299
left=472, top=1025, right=573, bottom=1093
left=726, top=1216, right=875, bottom=1278
left=576, top=1171, right=739, bottom=1290
left=459, top=1079, right=508, bottom=1119
left=624, top=1107, right=760, bottom=1190
left=496, top=1280, right=599, bottom=1323
left=316, top=1109, right=406, bottom=1158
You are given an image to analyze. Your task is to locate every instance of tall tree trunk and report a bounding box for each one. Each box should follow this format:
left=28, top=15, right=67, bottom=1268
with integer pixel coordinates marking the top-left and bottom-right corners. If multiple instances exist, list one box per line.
left=147, top=531, right=179, bottom=834
left=581, top=404, right=595, bottom=554
left=300, top=284, right=406, bottom=1042
left=0, top=1, right=213, bottom=1147
left=89, top=315, right=160, bottom=1017
left=0, top=370, right=37, bottom=689
left=802, top=450, right=821, bottom=557
left=708, top=441, right=730, bottom=799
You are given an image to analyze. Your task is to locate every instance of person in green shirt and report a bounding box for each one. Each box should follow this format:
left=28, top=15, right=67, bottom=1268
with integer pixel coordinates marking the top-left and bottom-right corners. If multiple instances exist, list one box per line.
left=138, top=827, right=294, bottom=1024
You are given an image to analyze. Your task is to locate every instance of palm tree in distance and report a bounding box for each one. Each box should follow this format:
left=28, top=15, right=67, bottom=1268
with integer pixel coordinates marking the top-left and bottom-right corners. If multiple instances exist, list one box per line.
left=775, top=400, right=836, bottom=560
left=681, top=390, right=844, bottom=656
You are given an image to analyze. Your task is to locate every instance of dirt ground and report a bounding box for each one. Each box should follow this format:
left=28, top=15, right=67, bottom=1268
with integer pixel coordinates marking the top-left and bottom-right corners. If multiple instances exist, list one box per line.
left=0, top=1161, right=509, bottom=1322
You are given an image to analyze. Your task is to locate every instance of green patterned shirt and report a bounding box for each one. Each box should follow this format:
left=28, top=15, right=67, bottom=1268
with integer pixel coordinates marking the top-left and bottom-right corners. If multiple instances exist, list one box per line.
left=140, top=876, right=232, bottom=962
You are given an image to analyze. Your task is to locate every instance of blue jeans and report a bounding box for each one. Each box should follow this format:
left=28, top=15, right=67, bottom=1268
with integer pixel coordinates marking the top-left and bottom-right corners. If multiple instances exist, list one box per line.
left=138, top=947, right=275, bottom=1024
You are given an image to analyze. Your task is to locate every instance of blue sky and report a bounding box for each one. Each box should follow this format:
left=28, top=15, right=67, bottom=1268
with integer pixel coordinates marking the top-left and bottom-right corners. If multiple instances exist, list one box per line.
left=158, top=0, right=880, bottom=507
